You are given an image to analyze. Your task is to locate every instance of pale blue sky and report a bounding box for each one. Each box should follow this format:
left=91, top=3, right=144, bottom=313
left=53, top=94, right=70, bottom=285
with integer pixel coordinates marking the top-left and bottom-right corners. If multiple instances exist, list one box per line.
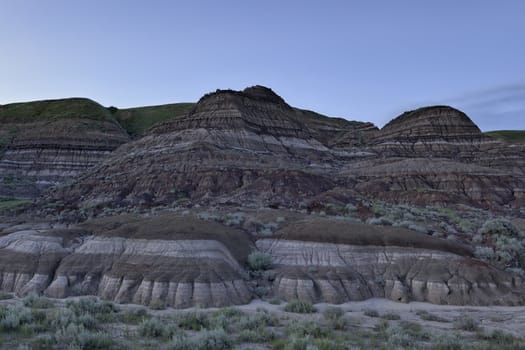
left=1, top=0, right=524, bottom=130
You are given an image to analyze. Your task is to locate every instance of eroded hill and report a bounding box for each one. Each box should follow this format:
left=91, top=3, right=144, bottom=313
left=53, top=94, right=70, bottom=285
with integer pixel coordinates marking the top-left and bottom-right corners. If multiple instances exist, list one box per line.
left=0, top=86, right=524, bottom=307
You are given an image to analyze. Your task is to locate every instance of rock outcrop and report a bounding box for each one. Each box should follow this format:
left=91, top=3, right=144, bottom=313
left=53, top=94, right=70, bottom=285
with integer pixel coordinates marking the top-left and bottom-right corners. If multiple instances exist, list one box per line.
left=1, top=86, right=524, bottom=308
left=1, top=214, right=523, bottom=307
left=0, top=98, right=129, bottom=198
left=373, top=106, right=498, bottom=157
left=0, top=215, right=253, bottom=308
left=258, top=219, right=525, bottom=305
left=46, top=87, right=351, bottom=213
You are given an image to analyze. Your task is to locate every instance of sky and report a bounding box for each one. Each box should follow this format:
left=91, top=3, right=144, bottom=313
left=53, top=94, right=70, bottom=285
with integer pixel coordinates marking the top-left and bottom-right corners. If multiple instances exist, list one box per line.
left=0, top=0, right=524, bottom=131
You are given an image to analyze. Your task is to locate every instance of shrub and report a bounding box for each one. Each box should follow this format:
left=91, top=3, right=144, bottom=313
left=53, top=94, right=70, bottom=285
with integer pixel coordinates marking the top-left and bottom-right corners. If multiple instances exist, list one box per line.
left=0, top=305, right=33, bottom=331
left=193, top=328, right=233, bottom=350
left=177, top=310, right=210, bottom=330
left=322, top=307, right=344, bottom=321
left=23, top=295, right=54, bottom=309
left=32, top=334, right=55, bottom=349
left=119, top=307, right=149, bottom=324
left=416, top=310, right=450, bottom=322
left=139, top=317, right=175, bottom=338
left=247, top=251, right=273, bottom=271
left=363, top=309, right=379, bottom=317
left=286, top=320, right=329, bottom=338
left=479, top=219, right=520, bottom=237
left=381, top=312, right=401, bottom=320
left=77, top=330, right=114, bottom=349
left=399, top=321, right=429, bottom=339
left=0, top=292, right=13, bottom=300
left=237, top=311, right=278, bottom=330
left=76, top=313, right=97, bottom=330
left=164, top=334, right=193, bottom=350
left=255, top=221, right=279, bottom=236
left=254, top=286, right=271, bottom=297
left=223, top=212, right=245, bottom=226
left=283, top=300, right=316, bottom=313
left=431, top=335, right=465, bottom=350
left=67, top=297, right=119, bottom=317
left=30, top=309, right=47, bottom=324
left=149, top=300, right=167, bottom=310
left=366, top=217, right=393, bottom=226
left=237, top=328, right=275, bottom=343
left=322, top=307, right=347, bottom=329
left=268, top=298, right=282, bottom=305
left=453, top=314, right=480, bottom=332
left=374, top=319, right=389, bottom=333
left=387, top=325, right=418, bottom=348
left=49, top=308, right=75, bottom=329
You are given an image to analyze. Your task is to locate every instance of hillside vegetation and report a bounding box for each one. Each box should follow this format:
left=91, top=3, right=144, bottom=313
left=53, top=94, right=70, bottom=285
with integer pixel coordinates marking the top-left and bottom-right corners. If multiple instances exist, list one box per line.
left=485, top=130, right=525, bottom=143
left=0, top=98, right=115, bottom=123
left=114, top=103, right=195, bottom=137
left=0, top=98, right=196, bottom=138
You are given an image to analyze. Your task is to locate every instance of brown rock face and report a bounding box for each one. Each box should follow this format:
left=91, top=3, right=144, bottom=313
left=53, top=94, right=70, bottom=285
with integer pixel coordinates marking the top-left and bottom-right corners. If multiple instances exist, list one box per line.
left=345, top=105, right=525, bottom=209
left=38, top=92, right=524, bottom=214
left=47, top=87, right=352, bottom=212
left=0, top=98, right=129, bottom=198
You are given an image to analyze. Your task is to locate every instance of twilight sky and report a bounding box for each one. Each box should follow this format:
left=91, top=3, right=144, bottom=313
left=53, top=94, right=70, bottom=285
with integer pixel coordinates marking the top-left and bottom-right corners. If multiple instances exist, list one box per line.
left=1, top=0, right=524, bottom=131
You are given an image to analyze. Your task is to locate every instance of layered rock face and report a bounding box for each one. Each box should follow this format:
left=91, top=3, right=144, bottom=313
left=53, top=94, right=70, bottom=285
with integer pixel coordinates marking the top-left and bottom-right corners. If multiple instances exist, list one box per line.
left=258, top=219, right=525, bottom=305
left=373, top=106, right=498, bottom=158
left=0, top=98, right=129, bottom=198
left=347, top=105, right=525, bottom=209
left=47, top=87, right=362, bottom=211
left=0, top=215, right=252, bottom=308
left=1, top=86, right=524, bottom=308
left=2, top=214, right=523, bottom=307
left=347, top=158, right=525, bottom=209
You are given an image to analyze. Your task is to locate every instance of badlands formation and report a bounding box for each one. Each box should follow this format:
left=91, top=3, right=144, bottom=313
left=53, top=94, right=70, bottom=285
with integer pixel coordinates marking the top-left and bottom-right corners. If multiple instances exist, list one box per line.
left=0, top=86, right=524, bottom=308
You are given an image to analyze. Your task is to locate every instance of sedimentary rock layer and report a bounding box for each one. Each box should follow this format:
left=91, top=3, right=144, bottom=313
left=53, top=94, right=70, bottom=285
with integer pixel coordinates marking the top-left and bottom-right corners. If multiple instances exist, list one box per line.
left=0, top=215, right=253, bottom=307
left=0, top=98, right=129, bottom=198
left=257, top=219, right=525, bottom=305
left=346, top=158, right=525, bottom=208
left=257, top=239, right=525, bottom=305
left=373, top=106, right=498, bottom=157
left=47, top=88, right=349, bottom=211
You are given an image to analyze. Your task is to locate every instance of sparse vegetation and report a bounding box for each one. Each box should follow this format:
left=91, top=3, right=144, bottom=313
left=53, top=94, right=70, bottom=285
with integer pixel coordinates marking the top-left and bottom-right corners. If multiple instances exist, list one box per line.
left=114, top=102, right=196, bottom=137
left=23, top=295, right=54, bottom=309
left=247, top=251, right=273, bottom=271
left=283, top=299, right=316, bottom=313
left=485, top=130, right=525, bottom=143
left=364, top=308, right=379, bottom=317
left=416, top=310, right=450, bottom=322
left=0, top=297, right=524, bottom=349
left=454, top=313, right=481, bottom=331
left=381, top=312, right=401, bottom=320
left=139, top=317, right=176, bottom=338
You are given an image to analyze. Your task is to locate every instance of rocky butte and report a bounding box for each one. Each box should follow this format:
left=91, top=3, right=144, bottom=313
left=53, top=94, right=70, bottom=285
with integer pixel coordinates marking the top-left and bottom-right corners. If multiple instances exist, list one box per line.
left=0, top=85, right=524, bottom=308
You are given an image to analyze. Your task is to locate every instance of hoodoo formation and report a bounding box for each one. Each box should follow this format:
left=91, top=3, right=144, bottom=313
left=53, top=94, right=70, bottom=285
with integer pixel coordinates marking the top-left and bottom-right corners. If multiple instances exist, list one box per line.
left=0, top=86, right=524, bottom=308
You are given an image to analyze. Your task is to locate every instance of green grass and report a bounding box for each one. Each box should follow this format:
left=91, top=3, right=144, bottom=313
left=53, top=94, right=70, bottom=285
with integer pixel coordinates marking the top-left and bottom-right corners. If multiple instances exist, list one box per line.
left=485, top=130, right=525, bottom=143
left=283, top=300, right=316, bottom=313
left=0, top=98, right=196, bottom=138
left=0, top=198, right=31, bottom=211
left=0, top=98, right=115, bottom=123
left=114, top=102, right=195, bottom=137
